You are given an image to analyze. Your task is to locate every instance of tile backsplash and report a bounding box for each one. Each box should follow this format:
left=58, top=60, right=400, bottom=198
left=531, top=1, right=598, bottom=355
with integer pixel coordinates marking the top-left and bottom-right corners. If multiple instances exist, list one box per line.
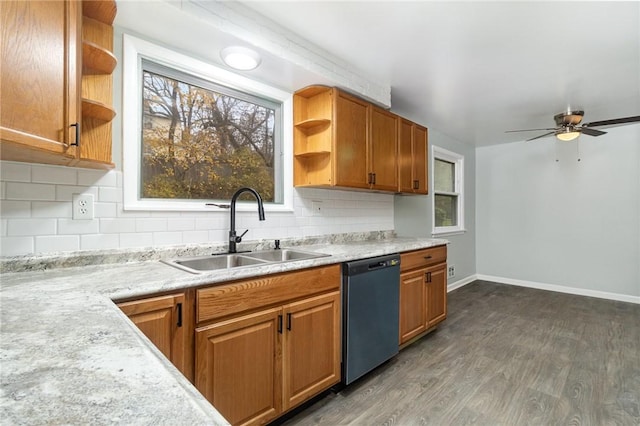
left=0, top=161, right=394, bottom=256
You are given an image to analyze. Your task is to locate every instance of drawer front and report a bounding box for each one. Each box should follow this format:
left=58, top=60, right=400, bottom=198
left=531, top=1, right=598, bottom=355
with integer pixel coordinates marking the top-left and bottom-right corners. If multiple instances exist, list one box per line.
left=197, top=264, right=340, bottom=324
left=400, top=245, right=447, bottom=272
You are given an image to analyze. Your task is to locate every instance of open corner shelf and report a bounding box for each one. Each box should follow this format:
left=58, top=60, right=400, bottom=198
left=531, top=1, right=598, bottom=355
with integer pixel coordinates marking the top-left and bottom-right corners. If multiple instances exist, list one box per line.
left=82, top=41, right=117, bottom=74
left=82, top=99, right=116, bottom=122
left=82, top=0, right=117, bottom=25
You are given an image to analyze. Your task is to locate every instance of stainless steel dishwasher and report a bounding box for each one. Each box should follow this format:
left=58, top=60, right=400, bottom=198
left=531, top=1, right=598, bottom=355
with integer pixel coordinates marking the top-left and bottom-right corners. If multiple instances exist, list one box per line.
left=342, top=253, right=400, bottom=385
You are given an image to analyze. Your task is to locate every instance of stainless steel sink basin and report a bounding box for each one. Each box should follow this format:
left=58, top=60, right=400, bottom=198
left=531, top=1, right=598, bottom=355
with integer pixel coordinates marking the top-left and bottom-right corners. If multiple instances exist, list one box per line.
left=243, top=249, right=330, bottom=262
left=162, top=249, right=330, bottom=274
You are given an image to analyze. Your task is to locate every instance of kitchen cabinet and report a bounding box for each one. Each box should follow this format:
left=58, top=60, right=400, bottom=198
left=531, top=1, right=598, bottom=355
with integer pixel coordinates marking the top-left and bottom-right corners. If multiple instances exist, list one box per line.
left=118, top=292, right=193, bottom=381
left=195, top=265, right=341, bottom=426
left=293, top=86, right=400, bottom=192
left=0, top=0, right=116, bottom=169
left=398, top=118, right=428, bottom=194
left=399, top=245, right=447, bottom=346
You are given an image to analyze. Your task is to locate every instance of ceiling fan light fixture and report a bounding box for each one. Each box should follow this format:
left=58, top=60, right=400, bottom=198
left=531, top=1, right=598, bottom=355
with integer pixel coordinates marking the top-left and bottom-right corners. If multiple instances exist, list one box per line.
left=220, top=46, right=261, bottom=70
left=556, top=130, right=580, bottom=141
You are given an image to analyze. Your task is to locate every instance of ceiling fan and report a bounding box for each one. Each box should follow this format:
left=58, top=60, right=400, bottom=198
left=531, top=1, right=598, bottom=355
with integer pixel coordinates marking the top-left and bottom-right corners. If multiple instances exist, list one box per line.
left=506, top=110, right=640, bottom=142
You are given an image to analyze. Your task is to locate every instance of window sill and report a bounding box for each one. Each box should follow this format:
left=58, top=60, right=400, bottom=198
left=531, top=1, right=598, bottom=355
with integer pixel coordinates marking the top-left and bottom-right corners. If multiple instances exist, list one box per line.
left=432, top=229, right=466, bottom=237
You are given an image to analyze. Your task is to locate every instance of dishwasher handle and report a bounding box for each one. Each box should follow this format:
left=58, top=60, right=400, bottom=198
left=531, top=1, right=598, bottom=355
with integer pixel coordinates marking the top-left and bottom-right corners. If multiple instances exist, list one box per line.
left=343, top=254, right=400, bottom=276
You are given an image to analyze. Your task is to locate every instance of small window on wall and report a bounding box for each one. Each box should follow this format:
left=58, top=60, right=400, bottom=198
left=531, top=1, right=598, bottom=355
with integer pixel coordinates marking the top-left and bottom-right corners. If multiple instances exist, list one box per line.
left=432, top=146, right=465, bottom=235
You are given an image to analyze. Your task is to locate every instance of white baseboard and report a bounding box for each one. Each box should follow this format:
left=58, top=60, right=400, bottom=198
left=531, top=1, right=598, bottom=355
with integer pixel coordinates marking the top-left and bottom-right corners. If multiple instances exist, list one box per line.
left=476, top=274, right=640, bottom=305
left=447, top=274, right=477, bottom=292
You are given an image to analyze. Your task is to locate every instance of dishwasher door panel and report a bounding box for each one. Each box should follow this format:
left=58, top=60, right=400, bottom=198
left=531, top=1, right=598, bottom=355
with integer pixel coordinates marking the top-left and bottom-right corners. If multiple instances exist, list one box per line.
left=343, top=259, right=399, bottom=385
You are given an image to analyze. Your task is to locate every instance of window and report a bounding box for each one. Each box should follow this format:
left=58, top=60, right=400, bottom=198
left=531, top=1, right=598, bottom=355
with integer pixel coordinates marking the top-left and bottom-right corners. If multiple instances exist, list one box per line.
left=432, top=146, right=464, bottom=235
left=122, top=35, right=293, bottom=212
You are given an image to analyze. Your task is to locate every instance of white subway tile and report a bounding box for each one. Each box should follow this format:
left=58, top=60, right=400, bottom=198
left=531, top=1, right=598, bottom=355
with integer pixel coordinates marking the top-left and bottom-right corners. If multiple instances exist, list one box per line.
left=0, top=182, right=5, bottom=199
left=116, top=205, right=151, bottom=218
left=94, top=202, right=117, bottom=218
left=7, top=218, right=56, bottom=236
left=31, top=201, right=72, bottom=218
left=153, top=232, right=183, bottom=245
left=208, top=229, right=227, bottom=243
left=1, top=236, right=34, bottom=255
left=99, top=186, right=121, bottom=203
left=0, top=219, right=7, bottom=236
left=182, top=230, right=209, bottom=244
left=35, top=235, right=80, bottom=253
left=55, top=186, right=98, bottom=202
left=135, top=218, right=167, bottom=232
left=167, top=218, right=195, bottom=231
left=77, top=170, right=117, bottom=187
left=1, top=162, right=31, bottom=182
left=6, top=182, right=56, bottom=201
left=120, top=232, right=153, bottom=248
left=81, top=234, right=119, bottom=251
left=57, top=219, right=99, bottom=235
left=1, top=200, right=31, bottom=218
left=31, top=165, right=77, bottom=185
left=195, top=217, right=225, bottom=230
left=100, top=218, right=136, bottom=234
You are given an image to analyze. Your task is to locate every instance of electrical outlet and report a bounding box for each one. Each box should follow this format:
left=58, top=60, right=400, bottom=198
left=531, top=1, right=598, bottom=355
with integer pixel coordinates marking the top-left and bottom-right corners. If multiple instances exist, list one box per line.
left=447, top=265, right=455, bottom=278
left=72, top=193, right=94, bottom=220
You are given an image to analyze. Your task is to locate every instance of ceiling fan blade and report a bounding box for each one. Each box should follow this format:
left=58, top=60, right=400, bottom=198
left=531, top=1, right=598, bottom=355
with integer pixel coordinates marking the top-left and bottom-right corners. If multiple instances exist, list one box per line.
left=505, top=128, right=556, bottom=133
left=582, top=115, right=640, bottom=128
left=526, top=131, right=556, bottom=141
left=580, top=127, right=607, bottom=137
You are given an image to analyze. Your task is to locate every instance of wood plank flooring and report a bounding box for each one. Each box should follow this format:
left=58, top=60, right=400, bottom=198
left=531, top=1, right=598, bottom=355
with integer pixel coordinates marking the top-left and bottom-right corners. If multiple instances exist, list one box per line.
left=282, top=280, right=640, bottom=425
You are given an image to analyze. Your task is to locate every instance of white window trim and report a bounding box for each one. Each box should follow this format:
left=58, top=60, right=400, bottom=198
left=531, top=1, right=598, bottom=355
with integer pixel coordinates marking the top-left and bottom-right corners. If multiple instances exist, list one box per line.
left=122, top=34, right=294, bottom=212
left=432, top=145, right=465, bottom=236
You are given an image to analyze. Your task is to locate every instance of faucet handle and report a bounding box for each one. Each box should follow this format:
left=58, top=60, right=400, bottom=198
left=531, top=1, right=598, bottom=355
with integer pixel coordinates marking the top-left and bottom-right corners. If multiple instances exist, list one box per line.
left=235, top=229, right=249, bottom=243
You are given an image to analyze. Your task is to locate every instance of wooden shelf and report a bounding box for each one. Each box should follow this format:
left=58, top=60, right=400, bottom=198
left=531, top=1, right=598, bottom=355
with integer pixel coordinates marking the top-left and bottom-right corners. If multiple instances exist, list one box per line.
left=295, top=118, right=331, bottom=131
left=82, top=0, right=117, bottom=25
left=295, top=85, right=332, bottom=99
left=83, top=41, right=117, bottom=74
left=82, top=98, right=116, bottom=121
left=294, top=150, right=331, bottom=158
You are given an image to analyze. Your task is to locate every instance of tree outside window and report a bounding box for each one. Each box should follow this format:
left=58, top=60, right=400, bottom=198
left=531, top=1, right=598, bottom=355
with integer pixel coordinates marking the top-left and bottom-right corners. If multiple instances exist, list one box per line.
left=433, top=146, right=464, bottom=234
left=141, top=64, right=280, bottom=203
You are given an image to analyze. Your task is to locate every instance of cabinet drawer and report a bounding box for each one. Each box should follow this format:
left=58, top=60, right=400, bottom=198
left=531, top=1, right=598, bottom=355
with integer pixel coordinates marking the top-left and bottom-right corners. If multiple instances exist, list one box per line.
left=400, top=245, right=447, bottom=272
left=197, top=264, right=340, bottom=324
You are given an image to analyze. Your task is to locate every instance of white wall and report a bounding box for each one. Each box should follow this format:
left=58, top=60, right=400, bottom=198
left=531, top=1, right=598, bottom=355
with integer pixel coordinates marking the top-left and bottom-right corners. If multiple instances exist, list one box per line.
left=476, top=125, right=640, bottom=299
left=394, top=128, right=477, bottom=286
left=0, top=161, right=393, bottom=256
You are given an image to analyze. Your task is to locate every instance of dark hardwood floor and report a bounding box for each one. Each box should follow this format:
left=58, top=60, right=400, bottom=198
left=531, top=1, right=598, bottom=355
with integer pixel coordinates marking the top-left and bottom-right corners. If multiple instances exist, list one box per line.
left=283, top=280, right=640, bottom=425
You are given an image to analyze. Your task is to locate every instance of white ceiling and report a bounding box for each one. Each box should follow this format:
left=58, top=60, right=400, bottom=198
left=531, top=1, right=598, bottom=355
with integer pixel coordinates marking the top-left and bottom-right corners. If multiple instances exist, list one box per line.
left=116, top=1, right=640, bottom=147
left=242, top=1, right=640, bottom=146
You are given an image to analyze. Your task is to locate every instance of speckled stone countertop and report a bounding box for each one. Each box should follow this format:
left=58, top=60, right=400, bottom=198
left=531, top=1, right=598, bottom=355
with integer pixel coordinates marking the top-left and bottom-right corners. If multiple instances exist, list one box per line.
left=0, top=236, right=447, bottom=425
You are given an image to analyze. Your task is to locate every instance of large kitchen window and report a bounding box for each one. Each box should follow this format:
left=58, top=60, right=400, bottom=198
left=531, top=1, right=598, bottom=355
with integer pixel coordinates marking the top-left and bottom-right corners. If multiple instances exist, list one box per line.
left=122, top=35, right=293, bottom=212
left=432, top=146, right=465, bottom=235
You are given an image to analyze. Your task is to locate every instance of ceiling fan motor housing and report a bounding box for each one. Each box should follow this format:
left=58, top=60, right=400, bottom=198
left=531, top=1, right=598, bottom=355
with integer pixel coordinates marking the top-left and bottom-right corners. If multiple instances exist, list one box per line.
left=554, top=110, right=584, bottom=126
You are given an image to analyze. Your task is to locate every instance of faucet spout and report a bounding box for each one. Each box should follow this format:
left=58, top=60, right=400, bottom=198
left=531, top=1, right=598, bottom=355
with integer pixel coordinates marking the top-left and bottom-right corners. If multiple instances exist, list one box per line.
left=228, top=187, right=265, bottom=253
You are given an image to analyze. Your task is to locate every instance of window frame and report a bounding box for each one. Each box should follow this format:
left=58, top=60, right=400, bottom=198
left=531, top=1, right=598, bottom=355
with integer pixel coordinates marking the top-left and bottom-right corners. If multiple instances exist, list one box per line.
left=432, top=145, right=465, bottom=236
left=122, top=34, right=294, bottom=212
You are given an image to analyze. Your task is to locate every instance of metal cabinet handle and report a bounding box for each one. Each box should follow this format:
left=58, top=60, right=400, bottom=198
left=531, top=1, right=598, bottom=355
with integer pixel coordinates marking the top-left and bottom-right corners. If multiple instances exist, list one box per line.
left=277, top=315, right=283, bottom=334
left=424, top=255, right=432, bottom=260
left=176, top=303, right=182, bottom=327
left=286, top=313, right=292, bottom=331
left=413, top=180, right=419, bottom=190
left=70, top=122, right=80, bottom=147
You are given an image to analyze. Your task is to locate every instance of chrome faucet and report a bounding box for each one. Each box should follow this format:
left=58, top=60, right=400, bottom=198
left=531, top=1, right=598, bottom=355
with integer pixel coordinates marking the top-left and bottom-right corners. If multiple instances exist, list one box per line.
left=228, top=187, right=265, bottom=253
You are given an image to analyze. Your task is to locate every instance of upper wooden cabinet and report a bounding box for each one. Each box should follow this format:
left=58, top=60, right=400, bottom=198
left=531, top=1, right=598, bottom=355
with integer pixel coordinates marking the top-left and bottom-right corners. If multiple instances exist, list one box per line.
left=294, top=85, right=424, bottom=194
left=398, top=118, right=428, bottom=194
left=0, top=0, right=116, bottom=169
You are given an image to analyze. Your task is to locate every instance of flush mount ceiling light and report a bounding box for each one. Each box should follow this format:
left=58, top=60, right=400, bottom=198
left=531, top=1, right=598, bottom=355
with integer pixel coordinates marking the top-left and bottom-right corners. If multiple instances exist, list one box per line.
left=556, top=128, right=580, bottom=141
left=220, top=46, right=261, bottom=71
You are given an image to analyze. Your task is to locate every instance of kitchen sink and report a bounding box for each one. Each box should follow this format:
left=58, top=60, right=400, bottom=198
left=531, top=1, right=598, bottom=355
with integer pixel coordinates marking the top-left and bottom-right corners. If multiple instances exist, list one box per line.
left=243, top=249, right=330, bottom=262
left=162, top=249, right=330, bottom=274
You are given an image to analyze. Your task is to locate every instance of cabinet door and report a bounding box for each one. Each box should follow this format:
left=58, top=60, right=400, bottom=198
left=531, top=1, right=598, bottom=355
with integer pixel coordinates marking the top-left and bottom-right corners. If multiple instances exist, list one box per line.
left=399, top=270, right=427, bottom=345
left=282, top=291, right=341, bottom=410
left=118, top=293, right=189, bottom=377
left=398, top=118, right=414, bottom=193
left=195, top=308, right=282, bottom=426
left=369, top=106, right=398, bottom=191
left=426, top=263, right=447, bottom=327
left=334, top=91, right=369, bottom=188
left=412, top=124, right=428, bottom=194
left=0, top=0, right=79, bottom=163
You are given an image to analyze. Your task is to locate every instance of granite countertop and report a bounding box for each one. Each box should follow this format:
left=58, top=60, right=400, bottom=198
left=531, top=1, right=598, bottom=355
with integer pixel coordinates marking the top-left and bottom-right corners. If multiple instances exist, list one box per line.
left=0, top=237, right=447, bottom=425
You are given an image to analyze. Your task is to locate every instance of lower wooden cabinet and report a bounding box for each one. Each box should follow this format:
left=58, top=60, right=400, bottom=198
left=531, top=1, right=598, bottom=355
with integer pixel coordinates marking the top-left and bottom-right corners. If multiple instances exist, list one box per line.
left=117, top=292, right=192, bottom=380
left=195, top=265, right=341, bottom=426
left=399, top=246, right=447, bottom=346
